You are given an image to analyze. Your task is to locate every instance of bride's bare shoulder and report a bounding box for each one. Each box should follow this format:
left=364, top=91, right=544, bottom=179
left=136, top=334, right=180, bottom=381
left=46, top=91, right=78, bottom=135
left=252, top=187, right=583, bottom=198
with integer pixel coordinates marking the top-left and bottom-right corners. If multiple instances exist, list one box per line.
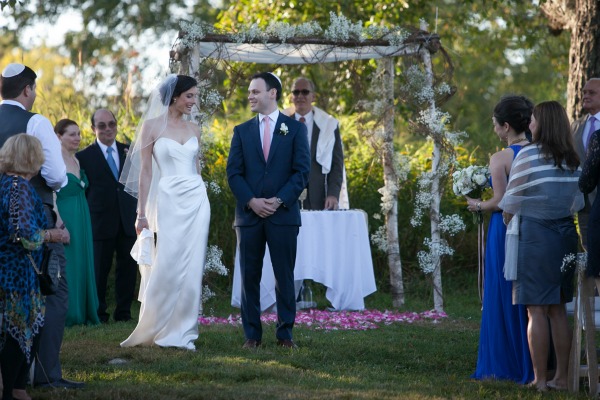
left=184, top=120, right=202, bottom=136
left=140, top=117, right=167, bottom=137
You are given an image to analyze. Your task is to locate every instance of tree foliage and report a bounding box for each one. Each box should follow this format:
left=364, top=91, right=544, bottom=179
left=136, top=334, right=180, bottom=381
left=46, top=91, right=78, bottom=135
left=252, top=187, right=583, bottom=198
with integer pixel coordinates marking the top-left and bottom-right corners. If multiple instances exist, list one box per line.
left=439, top=1, right=569, bottom=153
left=210, top=0, right=569, bottom=157
left=1, top=0, right=221, bottom=104
left=2, top=1, right=569, bottom=145
left=0, top=0, right=575, bottom=300
left=541, top=0, right=600, bottom=121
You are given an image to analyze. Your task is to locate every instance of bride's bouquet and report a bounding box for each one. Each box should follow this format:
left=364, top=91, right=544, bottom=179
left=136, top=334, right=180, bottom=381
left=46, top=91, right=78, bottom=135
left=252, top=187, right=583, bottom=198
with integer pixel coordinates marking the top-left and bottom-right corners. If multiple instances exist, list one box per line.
left=452, top=165, right=490, bottom=198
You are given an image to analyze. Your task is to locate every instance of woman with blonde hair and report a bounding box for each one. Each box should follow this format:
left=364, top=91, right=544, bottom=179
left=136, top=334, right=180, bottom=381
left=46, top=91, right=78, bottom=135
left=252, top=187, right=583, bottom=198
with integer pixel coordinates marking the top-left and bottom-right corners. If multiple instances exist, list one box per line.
left=0, top=134, right=66, bottom=400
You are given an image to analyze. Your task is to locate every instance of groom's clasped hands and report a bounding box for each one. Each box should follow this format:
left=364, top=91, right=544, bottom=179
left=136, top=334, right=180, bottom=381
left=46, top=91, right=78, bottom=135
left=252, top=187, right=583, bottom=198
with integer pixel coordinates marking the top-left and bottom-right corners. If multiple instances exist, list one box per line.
left=248, top=197, right=282, bottom=218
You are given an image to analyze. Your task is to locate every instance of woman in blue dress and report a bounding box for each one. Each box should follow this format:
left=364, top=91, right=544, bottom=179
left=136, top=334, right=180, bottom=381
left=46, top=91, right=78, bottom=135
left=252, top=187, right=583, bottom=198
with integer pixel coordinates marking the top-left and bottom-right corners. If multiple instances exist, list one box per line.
left=465, top=95, right=534, bottom=383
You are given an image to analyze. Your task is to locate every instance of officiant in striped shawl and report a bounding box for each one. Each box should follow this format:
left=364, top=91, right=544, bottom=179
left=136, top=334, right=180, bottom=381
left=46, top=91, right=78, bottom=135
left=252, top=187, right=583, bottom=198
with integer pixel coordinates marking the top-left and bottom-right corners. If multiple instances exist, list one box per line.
left=499, top=100, right=584, bottom=392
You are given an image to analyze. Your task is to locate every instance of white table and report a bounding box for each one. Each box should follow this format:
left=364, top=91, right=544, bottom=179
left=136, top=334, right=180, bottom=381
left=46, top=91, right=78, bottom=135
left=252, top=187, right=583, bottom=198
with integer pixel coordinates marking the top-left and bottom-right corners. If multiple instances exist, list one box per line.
left=231, top=210, right=377, bottom=311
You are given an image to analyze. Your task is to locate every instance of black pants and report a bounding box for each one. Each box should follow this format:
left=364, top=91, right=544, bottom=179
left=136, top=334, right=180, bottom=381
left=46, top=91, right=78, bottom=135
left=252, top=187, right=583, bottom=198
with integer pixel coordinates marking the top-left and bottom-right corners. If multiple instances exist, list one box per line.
left=94, top=229, right=137, bottom=322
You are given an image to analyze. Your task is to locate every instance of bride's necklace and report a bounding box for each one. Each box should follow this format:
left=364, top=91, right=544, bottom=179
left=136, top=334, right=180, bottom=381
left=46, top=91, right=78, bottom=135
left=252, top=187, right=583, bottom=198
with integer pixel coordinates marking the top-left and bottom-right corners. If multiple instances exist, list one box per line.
left=508, top=137, right=527, bottom=146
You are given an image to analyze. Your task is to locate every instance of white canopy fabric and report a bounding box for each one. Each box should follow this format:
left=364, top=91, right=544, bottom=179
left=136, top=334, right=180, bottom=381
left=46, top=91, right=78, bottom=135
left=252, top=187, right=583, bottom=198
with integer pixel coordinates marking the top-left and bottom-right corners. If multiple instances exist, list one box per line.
left=196, top=42, right=422, bottom=64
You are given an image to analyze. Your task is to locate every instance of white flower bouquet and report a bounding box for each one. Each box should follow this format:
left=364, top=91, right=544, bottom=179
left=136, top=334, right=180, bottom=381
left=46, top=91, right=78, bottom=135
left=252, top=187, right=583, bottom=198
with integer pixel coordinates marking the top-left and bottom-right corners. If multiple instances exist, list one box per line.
left=452, top=165, right=490, bottom=197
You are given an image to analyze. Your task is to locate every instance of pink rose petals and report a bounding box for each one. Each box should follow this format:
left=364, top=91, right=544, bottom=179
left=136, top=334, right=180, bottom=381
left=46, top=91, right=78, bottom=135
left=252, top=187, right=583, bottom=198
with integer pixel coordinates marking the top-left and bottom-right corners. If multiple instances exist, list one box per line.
left=198, top=309, right=447, bottom=331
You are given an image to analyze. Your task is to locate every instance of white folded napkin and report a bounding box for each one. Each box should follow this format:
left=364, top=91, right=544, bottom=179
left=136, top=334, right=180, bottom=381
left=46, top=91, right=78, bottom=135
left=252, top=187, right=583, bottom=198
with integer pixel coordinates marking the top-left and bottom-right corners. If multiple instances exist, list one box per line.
left=130, top=228, right=155, bottom=302
left=130, top=228, right=154, bottom=265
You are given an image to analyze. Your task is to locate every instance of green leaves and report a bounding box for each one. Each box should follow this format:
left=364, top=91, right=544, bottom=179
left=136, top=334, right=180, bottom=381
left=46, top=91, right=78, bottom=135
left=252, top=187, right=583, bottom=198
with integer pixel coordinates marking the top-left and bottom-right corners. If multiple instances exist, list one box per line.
left=0, top=0, right=24, bottom=11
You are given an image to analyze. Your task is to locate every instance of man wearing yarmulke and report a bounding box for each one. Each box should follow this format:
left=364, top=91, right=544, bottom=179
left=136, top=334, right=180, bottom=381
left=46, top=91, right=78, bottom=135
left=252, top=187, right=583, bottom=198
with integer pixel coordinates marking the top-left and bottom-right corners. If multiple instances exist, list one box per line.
left=227, top=72, right=310, bottom=350
left=0, top=63, right=84, bottom=391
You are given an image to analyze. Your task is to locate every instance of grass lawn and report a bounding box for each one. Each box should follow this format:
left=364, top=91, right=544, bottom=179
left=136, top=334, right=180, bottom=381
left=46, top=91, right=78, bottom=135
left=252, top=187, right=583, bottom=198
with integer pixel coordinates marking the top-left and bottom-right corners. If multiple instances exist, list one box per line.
left=27, top=271, right=592, bottom=399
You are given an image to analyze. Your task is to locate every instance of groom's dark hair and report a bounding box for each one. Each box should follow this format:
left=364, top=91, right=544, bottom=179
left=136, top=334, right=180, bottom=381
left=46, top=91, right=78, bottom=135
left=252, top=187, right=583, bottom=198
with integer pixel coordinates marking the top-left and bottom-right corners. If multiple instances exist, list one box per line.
left=252, top=72, right=282, bottom=102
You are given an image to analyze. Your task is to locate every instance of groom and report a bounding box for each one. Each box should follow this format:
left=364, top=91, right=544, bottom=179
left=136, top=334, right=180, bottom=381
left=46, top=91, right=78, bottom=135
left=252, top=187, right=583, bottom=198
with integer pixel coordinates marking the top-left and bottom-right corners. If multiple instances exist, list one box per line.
left=227, top=72, right=310, bottom=349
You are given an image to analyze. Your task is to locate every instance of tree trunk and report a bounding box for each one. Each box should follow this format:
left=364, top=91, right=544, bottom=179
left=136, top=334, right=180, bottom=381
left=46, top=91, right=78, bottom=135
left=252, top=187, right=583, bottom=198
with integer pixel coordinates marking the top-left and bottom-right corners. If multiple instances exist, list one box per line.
left=430, top=145, right=444, bottom=313
left=421, top=42, right=444, bottom=312
left=568, top=0, right=600, bottom=121
left=381, top=57, right=405, bottom=307
left=541, top=0, right=600, bottom=121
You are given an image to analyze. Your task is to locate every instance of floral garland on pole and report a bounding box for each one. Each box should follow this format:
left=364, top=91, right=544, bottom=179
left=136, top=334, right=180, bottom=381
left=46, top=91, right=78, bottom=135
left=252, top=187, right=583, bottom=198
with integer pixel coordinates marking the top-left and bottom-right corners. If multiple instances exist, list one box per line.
left=358, top=60, right=412, bottom=307
left=399, top=22, right=465, bottom=312
left=171, top=13, right=454, bottom=310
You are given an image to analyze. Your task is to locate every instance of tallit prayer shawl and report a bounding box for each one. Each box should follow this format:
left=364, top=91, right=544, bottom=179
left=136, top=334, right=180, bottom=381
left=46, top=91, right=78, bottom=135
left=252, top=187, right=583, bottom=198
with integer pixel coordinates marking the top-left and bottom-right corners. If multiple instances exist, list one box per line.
left=499, top=144, right=584, bottom=280
left=282, top=106, right=350, bottom=209
left=283, top=106, right=338, bottom=174
left=312, top=106, right=338, bottom=175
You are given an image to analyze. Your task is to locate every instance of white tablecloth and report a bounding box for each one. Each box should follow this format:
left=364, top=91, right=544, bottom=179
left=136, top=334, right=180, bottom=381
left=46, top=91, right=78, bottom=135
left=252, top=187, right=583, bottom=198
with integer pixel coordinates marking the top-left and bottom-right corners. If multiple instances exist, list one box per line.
left=231, top=210, right=377, bottom=311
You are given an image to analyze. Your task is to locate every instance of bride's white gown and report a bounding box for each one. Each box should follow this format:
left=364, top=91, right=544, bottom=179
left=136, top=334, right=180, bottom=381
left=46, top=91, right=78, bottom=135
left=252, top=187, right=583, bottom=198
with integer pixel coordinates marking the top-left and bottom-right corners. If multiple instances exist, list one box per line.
left=121, top=136, right=209, bottom=350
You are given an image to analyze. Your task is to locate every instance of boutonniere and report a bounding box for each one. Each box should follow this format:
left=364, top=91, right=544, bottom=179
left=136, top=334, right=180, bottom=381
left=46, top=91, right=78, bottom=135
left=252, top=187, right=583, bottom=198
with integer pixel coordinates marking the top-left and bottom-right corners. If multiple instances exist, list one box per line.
left=279, top=123, right=289, bottom=136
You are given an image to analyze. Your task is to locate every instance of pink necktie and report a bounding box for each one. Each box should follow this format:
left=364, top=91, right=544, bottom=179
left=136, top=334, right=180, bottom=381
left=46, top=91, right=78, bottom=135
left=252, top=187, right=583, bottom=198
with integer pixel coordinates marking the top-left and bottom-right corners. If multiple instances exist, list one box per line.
left=299, top=116, right=306, bottom=124
left=263, top=116, right=271, bottom=160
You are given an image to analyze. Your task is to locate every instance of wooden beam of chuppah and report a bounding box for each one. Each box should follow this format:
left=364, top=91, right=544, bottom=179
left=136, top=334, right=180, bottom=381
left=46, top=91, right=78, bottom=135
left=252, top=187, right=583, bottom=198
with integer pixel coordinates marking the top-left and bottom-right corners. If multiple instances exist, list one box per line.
left=171, top=32, right=441, bottom=65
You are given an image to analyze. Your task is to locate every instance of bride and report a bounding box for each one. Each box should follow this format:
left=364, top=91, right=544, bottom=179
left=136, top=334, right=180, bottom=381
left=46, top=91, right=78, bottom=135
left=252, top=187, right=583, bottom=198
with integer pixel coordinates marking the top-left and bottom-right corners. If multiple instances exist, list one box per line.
left=119, top=74, right=210, bottom=350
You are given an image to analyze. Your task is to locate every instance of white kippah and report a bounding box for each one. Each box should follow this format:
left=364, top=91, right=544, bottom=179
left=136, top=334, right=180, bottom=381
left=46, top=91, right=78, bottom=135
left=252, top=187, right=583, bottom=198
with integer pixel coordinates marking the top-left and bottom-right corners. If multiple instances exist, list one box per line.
left=2, top=63, right=26, bottom=78
left=268, top=72, right=282, bottom=87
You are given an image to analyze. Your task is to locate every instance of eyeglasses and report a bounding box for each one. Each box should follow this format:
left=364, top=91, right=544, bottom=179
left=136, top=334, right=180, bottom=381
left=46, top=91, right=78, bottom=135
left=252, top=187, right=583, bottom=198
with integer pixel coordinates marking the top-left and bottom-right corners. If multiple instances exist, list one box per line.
left=95, top=121, right=117, bottom=130
left=292, top=89, right=311, bottom=96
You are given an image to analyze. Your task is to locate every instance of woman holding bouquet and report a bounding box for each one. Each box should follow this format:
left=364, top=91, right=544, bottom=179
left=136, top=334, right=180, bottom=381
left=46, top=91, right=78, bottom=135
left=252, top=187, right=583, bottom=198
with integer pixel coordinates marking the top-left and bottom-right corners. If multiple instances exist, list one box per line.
left=500, top=101, right=582, bottom=391
left=466, top=95, right=534, bottom=383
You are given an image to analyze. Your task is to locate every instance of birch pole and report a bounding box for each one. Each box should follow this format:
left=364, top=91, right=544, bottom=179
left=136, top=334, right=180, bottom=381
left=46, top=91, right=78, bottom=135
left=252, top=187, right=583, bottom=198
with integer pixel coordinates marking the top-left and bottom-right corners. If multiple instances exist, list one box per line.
left=380, top=57, right=405, bottom=307
left=420, top=34, right=444, bottom=312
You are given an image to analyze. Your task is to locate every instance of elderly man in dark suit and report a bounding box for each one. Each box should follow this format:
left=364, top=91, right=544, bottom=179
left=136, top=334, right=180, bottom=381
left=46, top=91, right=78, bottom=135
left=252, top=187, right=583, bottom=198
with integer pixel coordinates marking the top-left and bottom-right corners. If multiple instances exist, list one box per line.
left=283, top=77, right=346, bottom=210
left=76, top=109, right=138, bottom=323
left=572, top=78, right=600, bottom=249
left=227, top=72, right=310, bottom=349
left=0, top=63, right=84, bottom=390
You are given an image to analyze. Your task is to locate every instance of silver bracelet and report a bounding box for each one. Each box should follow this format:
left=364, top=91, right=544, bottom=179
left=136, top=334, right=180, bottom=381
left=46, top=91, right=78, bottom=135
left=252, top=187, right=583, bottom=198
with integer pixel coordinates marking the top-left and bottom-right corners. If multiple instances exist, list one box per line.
left=137, top=216, right=147, bottom=220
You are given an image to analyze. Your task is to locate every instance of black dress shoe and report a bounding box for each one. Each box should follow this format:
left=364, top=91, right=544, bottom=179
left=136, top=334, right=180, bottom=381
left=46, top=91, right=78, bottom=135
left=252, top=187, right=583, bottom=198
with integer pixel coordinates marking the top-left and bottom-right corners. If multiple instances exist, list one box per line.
left=242, top=339, right=261, bottom=349
left=276, top=339, right=298, bottom=349
left=36, top=378, right=85, bottom=389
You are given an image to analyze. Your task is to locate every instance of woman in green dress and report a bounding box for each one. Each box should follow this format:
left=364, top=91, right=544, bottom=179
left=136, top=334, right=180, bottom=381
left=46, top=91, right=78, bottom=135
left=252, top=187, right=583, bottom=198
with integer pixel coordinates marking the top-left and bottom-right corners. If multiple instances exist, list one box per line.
left=55, top=119, right=100, bottom=326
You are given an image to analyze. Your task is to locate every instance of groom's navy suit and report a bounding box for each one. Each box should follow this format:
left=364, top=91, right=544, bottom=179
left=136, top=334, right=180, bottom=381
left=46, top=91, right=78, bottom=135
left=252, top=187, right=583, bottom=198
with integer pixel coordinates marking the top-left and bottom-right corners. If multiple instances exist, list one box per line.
left=227, top=112, right=310, bottom=341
